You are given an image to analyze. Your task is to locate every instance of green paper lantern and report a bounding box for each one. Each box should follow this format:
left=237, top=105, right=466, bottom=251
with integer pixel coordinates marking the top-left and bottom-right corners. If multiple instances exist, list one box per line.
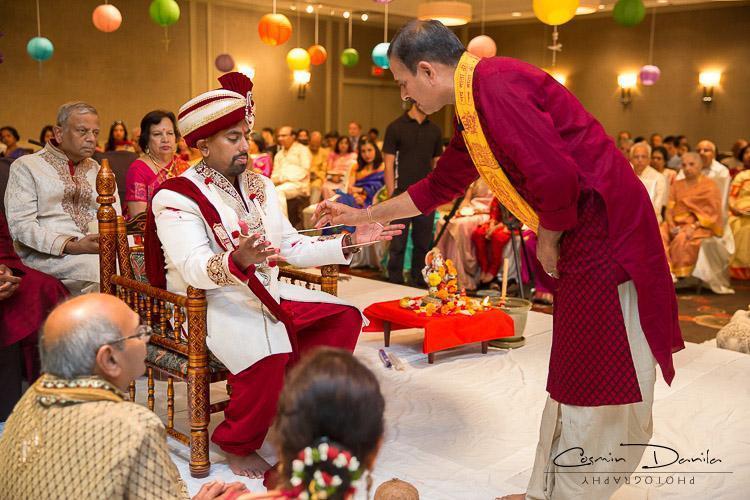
left=27, top=36, right=54, bottom=62
left=149, top=0, right=180, bottom=27
left=340, top=48, right=359, bottom=68
left=613, top=0, right=645, bottom=27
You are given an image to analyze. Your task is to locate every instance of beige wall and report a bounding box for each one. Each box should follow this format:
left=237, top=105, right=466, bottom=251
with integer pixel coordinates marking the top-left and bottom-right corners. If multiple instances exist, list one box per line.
left=472, top=3, right=750, bottom=150
left=1, top=1, right=747, bottom=150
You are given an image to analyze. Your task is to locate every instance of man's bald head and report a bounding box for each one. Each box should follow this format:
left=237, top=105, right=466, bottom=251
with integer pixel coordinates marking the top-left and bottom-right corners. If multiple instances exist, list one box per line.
left=696, top=140, right=716, bottom=168
left=41, top=294, right=145, bottom=390
left=277, top=126, right=296, bottom=150
left=309, top=131, right=323, bottom=152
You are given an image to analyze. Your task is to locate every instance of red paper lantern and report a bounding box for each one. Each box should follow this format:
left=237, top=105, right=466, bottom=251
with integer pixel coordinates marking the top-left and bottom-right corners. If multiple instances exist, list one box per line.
left=308, top=45, right=328, bottom=66
left=258, top=13, right=292, bottom=47
left=92, top=4, right=123, bottom=33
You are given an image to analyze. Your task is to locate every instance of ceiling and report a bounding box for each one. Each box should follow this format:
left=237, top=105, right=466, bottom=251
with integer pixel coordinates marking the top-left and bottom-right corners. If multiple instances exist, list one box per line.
left=253, top=0, right=747, bottom=25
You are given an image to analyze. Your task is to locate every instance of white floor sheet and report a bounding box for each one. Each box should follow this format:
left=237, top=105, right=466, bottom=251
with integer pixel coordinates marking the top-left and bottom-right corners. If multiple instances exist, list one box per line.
left=137, top=275, right=749, bottom=499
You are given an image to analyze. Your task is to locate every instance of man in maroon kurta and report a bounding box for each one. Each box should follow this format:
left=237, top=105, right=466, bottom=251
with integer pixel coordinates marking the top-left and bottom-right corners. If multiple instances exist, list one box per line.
left=315, top=20, right=683, bottom=499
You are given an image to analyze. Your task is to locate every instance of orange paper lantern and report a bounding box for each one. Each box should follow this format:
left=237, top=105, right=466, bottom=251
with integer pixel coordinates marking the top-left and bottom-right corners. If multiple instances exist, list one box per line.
left=258, top=13, right=292, bottom=46
left=308, top=44, right=328, bottom=66
left=92, top=4, right=123, bottom=33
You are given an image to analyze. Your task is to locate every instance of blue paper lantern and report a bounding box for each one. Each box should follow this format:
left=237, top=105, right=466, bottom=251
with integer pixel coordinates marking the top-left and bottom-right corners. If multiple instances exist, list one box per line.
left=27, top=37, right=54, bottom=62
left=371, top=42, right=390, bottom=69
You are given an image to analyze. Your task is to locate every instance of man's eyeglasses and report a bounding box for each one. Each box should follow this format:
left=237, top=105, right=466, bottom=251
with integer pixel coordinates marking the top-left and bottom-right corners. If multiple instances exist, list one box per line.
left=102, top=324, right=152, bottom=347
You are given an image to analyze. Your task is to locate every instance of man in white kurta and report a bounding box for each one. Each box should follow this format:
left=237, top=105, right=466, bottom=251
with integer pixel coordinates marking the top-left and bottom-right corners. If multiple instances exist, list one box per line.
left=4, top=102, right=120, bottom=295
left=271, top=126, right=311, bottom=219
left=631, top=142, right=667, bottom=222
left=148, top=72, right=402, bottom=479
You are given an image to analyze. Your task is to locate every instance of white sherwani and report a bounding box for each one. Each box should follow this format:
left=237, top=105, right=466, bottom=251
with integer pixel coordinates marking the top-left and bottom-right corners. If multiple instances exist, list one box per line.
left=4, top=143, right=121, bottom=293
left=272, top=142, right=312, bottom=199
left=637, top=165, right=668, bottom=222
left=151, top=163, right=358, bottom=374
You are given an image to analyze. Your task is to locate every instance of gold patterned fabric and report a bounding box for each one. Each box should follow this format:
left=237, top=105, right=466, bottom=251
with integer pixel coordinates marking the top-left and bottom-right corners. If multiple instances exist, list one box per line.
left=0, top=375, right=188, bottom=499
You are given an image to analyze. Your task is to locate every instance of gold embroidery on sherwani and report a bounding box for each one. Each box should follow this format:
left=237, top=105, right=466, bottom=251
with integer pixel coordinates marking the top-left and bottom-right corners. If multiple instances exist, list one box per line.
left=206, top=252, right=235, bottom=286
left=39, top=146, right=97, bottom=234
left=454, top=51, right=539, bottom=233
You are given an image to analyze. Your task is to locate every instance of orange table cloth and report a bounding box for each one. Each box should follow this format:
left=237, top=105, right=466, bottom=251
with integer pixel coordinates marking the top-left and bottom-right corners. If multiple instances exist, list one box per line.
left=363, top=299, right=515, bottom=354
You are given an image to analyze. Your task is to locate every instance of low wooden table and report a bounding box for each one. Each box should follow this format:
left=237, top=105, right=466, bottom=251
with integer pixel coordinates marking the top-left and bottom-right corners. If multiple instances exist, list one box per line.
left=363, top=299, right=515, bottom=364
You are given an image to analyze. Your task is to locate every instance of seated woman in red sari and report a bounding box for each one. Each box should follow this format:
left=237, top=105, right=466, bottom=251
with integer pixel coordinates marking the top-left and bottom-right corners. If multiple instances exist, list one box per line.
left=470, top=197, right=511, bottom=286
left=124, top=110, right=189, bottom=218
left=0, top=212, right=68, bottom=420
left=660, top=152, right=723, bottom=278
left=226, top=348, right=389, bottom=500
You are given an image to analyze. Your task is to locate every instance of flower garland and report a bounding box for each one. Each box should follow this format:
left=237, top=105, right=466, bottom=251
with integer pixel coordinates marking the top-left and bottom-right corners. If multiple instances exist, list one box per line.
left=289, top=439, right=363, bottom=500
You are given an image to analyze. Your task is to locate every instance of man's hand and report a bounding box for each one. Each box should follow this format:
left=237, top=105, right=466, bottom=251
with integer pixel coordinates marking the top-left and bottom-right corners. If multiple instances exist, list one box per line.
left=312, top=200, right=366, bottom=228
left=231, top=233, right=283, bottom=270
left=536, top=226, right=563, bottom=279
left=192, top=480, right=248, bottom=500
left=0, top=264, right=21, bottom=301
left=352, top=222, right=406, bottom=246
left=63, top=234, right=100, bottom=255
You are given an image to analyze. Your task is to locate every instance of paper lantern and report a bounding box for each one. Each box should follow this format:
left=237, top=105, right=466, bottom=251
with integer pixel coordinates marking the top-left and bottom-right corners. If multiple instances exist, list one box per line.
left=215, top=53, right=235, bottom=72
left=92, top=4, right=122, bottom=33
left=533, top=0, right=579, bottom=26
left=372, top=0, right=393, bottom=3
left=639, top=64, right=660, bottom=86
left=27, top=37, right=54, bottom=62
left=613, top=0, right=645, bottom=27
left=371, top=42, right=390, bottom=69
left=286, top=48, right=311, bottom=71
left=340, top=48, right=359, bottom=68
left=258, top=13, right=292, bottom=46
left=308, top=45, right=328, bottom=66
left=149, top=0, right=180, bottom=28
left=0, top=52, right=4, bottom=64
left=467, top=35, right=497, bottom=58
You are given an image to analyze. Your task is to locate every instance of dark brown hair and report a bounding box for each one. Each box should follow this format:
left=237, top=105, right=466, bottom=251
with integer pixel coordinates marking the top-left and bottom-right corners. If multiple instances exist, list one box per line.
left=138, top=110, right=179, bottom=153
left=273, top=348, right=385, bottom=498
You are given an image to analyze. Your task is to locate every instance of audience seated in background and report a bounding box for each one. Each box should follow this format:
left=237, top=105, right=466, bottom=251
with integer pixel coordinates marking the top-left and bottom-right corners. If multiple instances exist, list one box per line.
left=650, top=133, right=663, bottom=148
left=105, top=120, right=136, bottom=153
left=347, top=121, right=363, bottom=151
left=0, top=293, right=247, bottom=500
left=4, top=102, right=121, bottom=295
left=308, top=131, right=329, bottom=204
left=131, top=126, right=143, bottom=155
left=728, top=143, right=750, bottom=178
left=262, top=127, right=279, bottom=157
left=336, top=139, right=385, bottom=210
left=664, top=136, right=682, bottom=170
left=721, top=139, right=748, bottom=175
left=618, top=138, right=634, bottom=158
left=471, top=198, right=511, bottom=287
left=231, top=348, right=388, bottom=500
left=324, top=131, right=339, bottom=150
left=661, top=152, right=723, bottom=279
left=0, top=212, right=68, bottom=421
left=38, top=125, right=55, bottom=148
left=296, top=128, right=310, bottom=146
left=729, top=165, right=750, bottom=280
left=124, top=110, right=189, bottom=219
left=272, top=125, right=312, bottom=221
left=322, top=136, right=357, bottom=201
left=675, top=139, right=730, bottom=181
left=248, top=131, right=273, bottom=177
left=651, top=145, right=676, bottom=185
left=631, top=142, right=667, bottom=222
left=0, top=126, right=31, bottom=160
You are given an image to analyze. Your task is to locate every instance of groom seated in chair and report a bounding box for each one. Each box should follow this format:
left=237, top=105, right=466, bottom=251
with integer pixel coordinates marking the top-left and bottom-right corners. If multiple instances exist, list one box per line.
left=146, top=72, right=403, bottom=479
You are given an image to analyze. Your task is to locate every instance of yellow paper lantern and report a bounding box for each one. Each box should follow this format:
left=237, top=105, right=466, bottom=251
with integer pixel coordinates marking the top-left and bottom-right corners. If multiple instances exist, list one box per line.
left=286, top=47, right=311, bottom=71
left=533, top=0, right=579, bottom=26
left=258, top=13, right=292, bottom=46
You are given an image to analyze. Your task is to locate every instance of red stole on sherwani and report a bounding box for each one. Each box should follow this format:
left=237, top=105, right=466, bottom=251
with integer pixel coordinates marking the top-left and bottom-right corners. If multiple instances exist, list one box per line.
left=407, top=56, right=684, bottom=406
left=144, top=177, right=296, bottom=338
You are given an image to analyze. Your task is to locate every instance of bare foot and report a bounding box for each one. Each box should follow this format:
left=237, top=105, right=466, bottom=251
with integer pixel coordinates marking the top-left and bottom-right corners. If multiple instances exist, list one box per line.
left=226, top=451, right=271, bottom=479
left=496, top=494, right=526, bottom=500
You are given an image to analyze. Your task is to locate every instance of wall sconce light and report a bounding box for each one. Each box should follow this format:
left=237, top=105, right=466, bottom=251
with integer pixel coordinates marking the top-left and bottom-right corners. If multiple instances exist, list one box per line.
left=698, top=71, right=721, bottom=103
left=293, top=70, right=311, bottom=99
left=617, top=73, right=637, bottom=105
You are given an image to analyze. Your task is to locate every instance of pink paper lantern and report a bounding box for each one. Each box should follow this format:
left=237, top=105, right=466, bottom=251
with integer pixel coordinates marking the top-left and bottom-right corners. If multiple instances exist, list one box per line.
left=639, top=64, right=661, bottom=86
left=92, top=4, right=123, bottom=33
left=467, top=35, right=497, bottom=59
left=214, top=53, right=235, bottom=72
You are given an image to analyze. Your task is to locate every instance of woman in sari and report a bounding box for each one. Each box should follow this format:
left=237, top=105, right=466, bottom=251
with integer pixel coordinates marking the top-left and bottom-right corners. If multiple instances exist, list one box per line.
left=248, top=131, right=273, bottom=177
left=104, top=120, right=136, bottom=152
left=729, top=159, right=750, bottom=279
left=322, top=136, right=357, bottom=200
left=336, top=139, right=385, bottom=209
left=660, top=152, right=723, bottom=278
left=124, top=110, right=189, bottom=219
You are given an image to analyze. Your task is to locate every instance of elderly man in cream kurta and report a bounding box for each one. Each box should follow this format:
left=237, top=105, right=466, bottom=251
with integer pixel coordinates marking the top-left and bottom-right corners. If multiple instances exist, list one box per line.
left=631, top=142, right=667, bottom=222
left=271, top=126, right=311, bottom=218
left=4, top=102, right=120, bottom=295
left=148, top=72, right=402, bottom=479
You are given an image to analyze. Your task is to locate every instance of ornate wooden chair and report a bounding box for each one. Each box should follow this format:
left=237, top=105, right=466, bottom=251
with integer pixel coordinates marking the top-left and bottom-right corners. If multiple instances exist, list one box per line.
left=96, top=160, right=339, bottom=477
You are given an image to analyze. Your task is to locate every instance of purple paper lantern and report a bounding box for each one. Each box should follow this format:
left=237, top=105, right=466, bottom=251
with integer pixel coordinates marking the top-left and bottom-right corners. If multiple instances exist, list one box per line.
left=372, top=0, right=393, bottom=3
left=639, top=64, right=661, bottom=86
left=215, top=53, right=235, bottom=73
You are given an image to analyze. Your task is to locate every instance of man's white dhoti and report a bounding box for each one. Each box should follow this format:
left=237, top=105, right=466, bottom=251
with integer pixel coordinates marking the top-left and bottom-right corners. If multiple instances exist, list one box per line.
left=526, top=281, right=657, bottom=500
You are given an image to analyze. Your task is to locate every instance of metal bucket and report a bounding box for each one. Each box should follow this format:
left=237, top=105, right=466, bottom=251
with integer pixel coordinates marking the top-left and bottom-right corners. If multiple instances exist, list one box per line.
left=489, top=297, right=532, bottom=349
